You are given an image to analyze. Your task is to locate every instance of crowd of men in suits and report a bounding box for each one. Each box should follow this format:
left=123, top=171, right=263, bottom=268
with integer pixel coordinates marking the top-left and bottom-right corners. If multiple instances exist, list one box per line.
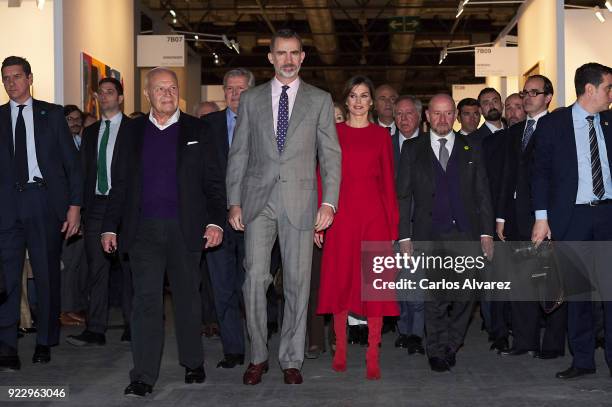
left=0, top=27, right=611, bottom=397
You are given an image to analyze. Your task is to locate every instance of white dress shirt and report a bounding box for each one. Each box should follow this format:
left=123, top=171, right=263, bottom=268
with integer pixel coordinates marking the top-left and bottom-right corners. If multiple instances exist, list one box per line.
left=10, top=97, right=42, bottom=182
left=149, top=108, right=180, bottom=130
left=378, top=119, right=396, bottom=136
left=430, top=130, right=455, bottom=160
left=484, top=121, right=505, bottom=134
left=399, top=128, right=420, bottom=152
left=272, top=76, right=300, bottom=135
left=96, top=112, right=123, bottom=195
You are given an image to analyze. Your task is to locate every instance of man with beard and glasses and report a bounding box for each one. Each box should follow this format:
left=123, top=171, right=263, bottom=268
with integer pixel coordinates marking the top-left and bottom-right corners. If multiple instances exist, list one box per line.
left=226, top=28, right=341, bottom=386
left=470, top=88, right=505, bottom=145
left=504, top=93, right=526, bottom=128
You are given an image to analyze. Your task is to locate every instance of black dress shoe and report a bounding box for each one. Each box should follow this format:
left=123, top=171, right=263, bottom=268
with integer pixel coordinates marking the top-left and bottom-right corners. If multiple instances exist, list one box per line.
left=121, top=326, right=131, bottom=342
left=348, top=326, right=360, bottom=345
left=500, top=348, right=536, bottom=357
left=407, top=335, right=425, bottom=355
left=124, top=381, right=153, bottom=397
left=217, top=353, right=245, bottom=368
left=555, top=366, right=596, bottom=379
left=66, top=330, right=106, bottom=347
left=444, top=351, right=456, bottom=367
left=185, top=365, right=206, bottom=384
left=596, top=337, right=605, bottom=349
left=0, top=355, right=20, bottom=372
left=429, top=357, right=450, bottom=372
left=32, top=345, right=50, bottom=364
left=395, top=334, right=409, bottom=348
left=382, top=318, right=396, bottom=334
left=19, top=327, right=37, bottom=334
left=490, top=337, right=509, bottom=353
left=534, top=350, right=564, bottom=359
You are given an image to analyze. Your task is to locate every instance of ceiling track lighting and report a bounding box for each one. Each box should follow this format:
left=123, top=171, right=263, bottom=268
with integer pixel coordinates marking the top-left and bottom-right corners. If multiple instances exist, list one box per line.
left=566, top=3, right=609, bottom=23
left=455, top=0, right=525, bottom=19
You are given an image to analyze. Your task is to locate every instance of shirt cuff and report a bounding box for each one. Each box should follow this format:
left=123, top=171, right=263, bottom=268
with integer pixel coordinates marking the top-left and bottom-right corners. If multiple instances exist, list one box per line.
left=480, top=235, right=492, bottom=238
left=535, top=210, right=548, bottom=220
left=206, top=224, right=224, bottom=232
left=321, top=202, right=336, bottom=213
left=398, top=238, right=411, bottom=242
left=101, top=232, right=116, bottom=236
left=496, top=218, right=505, bottom=223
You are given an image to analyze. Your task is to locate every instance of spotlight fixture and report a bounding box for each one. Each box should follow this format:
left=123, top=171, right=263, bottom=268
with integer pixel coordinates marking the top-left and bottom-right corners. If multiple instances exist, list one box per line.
left=439, top=47, right=448, bottom=65
left=456, top=3, right=464, bottom=18
left=606, top=1, right=612, bottom=12
left=169, top=9, right=176, bottom=17
left=595, top=6, right=605, bottom=22
left=194, top=35, right=199, bottom=40
left=172, top=18, right=177, bottom=24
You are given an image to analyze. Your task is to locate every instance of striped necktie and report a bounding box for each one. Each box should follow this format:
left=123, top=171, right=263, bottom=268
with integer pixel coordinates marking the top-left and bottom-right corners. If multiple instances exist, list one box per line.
left=586, top=115, right=605, bottom=199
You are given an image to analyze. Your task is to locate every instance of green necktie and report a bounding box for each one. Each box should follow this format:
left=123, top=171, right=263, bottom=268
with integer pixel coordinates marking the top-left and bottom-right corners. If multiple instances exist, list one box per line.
left=97, top=120, right=111, bottom=194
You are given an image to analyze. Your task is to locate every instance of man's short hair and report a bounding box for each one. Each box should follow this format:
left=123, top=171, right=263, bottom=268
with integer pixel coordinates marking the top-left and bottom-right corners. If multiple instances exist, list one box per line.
left=575, top=62, right=612, bottom=97
left=526, top=74, right=554, bottom=95
left=1, top=56, right=32, bottom=76
left=270, top=29, right=303, bottom=52
left=394, top=95, right=423, bottom=116
left=99, top=77, right=124, bottom=96
left=144, top=67, right=178, bottom=89
left=477, top=87, right=501, bottom=102
left=457, top=97, right=479, bottom=112
left=63, top=104, right=82, bottom=117
left=223, top=68, right=255, bottom=88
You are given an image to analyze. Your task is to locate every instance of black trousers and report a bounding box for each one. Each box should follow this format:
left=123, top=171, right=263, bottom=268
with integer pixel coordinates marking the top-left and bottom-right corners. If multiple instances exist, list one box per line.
left=0, top=186, right=62, bottom=350
left=511, top=301, right=566, bottom=352
left=83, top=197, right=132, bottom=334
left=128, top=219, right=203, bottom=386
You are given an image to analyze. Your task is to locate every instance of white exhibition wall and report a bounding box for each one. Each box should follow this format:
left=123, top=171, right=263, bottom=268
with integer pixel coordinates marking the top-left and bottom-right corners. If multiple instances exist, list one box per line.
left=564, top=9, right=612, bottom=106
left=62, top=0, right=135, bottom=113
left=0, top=0, right=56, bottom=105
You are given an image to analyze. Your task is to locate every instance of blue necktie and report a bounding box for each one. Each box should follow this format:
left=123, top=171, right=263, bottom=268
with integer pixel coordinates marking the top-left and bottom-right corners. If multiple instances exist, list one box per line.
left=521, top=119, right=535, bottom=151
left=587, top=115, right=605, bottom=199
left=276, top=85, right=289, bottom=153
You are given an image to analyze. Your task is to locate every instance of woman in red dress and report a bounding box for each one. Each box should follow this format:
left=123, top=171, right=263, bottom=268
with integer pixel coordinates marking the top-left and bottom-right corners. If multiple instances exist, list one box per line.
left=317, top=76, right=399, bottom=380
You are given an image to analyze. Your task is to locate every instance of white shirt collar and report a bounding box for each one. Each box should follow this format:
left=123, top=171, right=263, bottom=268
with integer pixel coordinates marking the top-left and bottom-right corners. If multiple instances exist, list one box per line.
left=378, top=119, right=396, bottom=132
left=400, top=128, right=419, bottom=139
left=430, top=130, right=455, bottom=142
left=101, top=111, right=123, bottom=125
left=459, top=129, right=470, bottom=136
left=271, top=76, right=300, bottom=94
left=149, top=108, right=180, bottom=131
left=484, top=121, right=504, bottom=134
left=526, top=110, right=547, bottom=124
left=9, top=97, right=33, bottom=110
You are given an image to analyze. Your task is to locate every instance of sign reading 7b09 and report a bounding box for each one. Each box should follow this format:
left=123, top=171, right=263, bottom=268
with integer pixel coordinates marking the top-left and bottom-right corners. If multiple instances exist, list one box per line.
left=388, top=16, right=420, bottom=33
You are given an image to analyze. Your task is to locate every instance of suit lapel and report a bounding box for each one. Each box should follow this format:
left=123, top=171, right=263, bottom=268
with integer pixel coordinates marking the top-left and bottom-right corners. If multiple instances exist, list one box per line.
left=418, top=134, right=434, bottom=191
left=0, top=103, right=13, bottom=157
left=255, top=81, right=275, bottom=142
left=220, top=109, right=230, bottom=158
left=391, top=129, right=400, bottom=172
left=286, top=82, right=312, bottom=141
left=32, top=99, right=47, bottom=174
left=110, top=115, right=127, bottom=171
left=566, top=105, right=579, bottom=184
left=177, top=112, right=189, bottom=172
left=601, top=113, right=612, bottom=178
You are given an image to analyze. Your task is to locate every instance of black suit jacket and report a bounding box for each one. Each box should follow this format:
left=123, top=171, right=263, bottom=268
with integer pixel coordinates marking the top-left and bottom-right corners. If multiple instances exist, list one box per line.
left=397, top=132, right=494, bottom=241
left=468, top=123, right=493, bottom=145
left=0, top=99, right=82, bottom=228
left=201, top=109, right=230, bottom=175
left=101, top=113, right=226, bottom=252
left=532, top=106, right=612, bottom=239
left=391, top=128, right=425, bottom=177
left=80, top=114, right=131, bottom=223
left=482, top=127, right=512, bottom=223
left=497, top=119, right=539, bottom=240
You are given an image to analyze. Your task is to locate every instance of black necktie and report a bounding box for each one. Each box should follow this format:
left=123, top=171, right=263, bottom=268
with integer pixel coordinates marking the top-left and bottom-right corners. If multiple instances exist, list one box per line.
left=386, top=126, right=392, bottom=134
left=14, top=104, right=29, bottom=184
left=587, top=115, right=605, bottom=199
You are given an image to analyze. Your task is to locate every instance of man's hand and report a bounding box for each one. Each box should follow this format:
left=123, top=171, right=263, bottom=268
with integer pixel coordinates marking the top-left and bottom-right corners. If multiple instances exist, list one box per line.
left=481, top=236, right=494, bottom=261
left=204, top=226, right=223, bottom=249
left=531, top=219, right=551, bottom=247
left=399, top=240, right=413, bottom=257
left=101, top=233, right=117, bottom=253
left=228, top=205, right=244, bottom=231
left=314, top=231, right=324, bottom=248
left=496, top=221, right=506, bottom=241
left=61, top=205, right=81, bottom=239
left=314, top=205, right=334, bottom=232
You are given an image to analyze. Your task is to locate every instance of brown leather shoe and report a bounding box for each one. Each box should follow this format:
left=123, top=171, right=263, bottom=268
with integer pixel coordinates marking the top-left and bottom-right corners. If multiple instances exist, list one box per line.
left=66, top=311, right=86, bottom=323
left=243, top=361, right=269, bottom=385
left=59, top=312, right=81, bottom=326
left=283, top=368, right=303, bottom=384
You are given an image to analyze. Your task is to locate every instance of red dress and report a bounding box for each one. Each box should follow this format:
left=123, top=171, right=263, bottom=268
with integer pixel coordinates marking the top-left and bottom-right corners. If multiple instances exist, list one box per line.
left=317, top=122, right=399, bottom=317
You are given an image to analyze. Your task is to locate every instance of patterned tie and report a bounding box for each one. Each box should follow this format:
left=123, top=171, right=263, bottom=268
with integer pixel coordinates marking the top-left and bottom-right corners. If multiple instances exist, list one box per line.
left=97, top=120, right=111, bottom=194
left=14, top=104, right=29, bottom=184
left=521, top=119, right=535, bottom=151
left=587, top=116, right=605, bottom=199
left=276, top=85, right=289, bottom=153
left=438, top=138, right=449, bottom=171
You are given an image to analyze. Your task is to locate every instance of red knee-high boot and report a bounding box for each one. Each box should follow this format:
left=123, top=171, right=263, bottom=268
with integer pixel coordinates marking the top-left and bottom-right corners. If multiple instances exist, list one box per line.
left=366, top=317, right=382, bottom=380
left=332, top=311, right=348, bottom=372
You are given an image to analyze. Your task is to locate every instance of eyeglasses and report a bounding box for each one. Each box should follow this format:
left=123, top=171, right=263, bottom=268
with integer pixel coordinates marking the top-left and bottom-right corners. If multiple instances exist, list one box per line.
left=519, top=89, right=547, bottom=98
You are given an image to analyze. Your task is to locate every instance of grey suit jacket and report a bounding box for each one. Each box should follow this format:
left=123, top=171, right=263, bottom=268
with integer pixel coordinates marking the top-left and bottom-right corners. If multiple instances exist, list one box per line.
left=226, top=79, right=341, bottom=230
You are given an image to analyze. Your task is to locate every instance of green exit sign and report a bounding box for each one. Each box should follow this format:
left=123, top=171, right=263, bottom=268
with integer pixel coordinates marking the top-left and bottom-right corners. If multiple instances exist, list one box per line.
left=388, top=16, right=420, bottom=33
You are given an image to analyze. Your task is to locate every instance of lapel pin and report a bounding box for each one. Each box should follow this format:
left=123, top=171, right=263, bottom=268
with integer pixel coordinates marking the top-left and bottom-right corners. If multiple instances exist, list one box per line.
left=41, top=110, right=46, bottom=115
left=604, top=121, right=609, bottom=126
left=464, top=145, right=470, bottom=151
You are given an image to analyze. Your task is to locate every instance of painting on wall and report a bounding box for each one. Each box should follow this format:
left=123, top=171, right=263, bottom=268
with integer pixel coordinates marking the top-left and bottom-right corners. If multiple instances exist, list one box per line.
left=81, top=52, right=122, bottom=117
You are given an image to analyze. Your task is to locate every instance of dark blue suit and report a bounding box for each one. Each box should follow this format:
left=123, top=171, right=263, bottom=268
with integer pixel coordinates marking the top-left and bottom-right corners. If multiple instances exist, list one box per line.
left=0, top=99, right=82, bottom=351
left=532, top=106, right=612, bottom=370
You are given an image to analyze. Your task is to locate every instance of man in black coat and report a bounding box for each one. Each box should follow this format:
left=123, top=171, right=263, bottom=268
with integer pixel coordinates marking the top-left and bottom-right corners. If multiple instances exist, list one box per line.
left=101, top=67, right=226, bottom=397
left=0, top=56, right=82, bottom=370
left=397, top=93, right=494, bottom=372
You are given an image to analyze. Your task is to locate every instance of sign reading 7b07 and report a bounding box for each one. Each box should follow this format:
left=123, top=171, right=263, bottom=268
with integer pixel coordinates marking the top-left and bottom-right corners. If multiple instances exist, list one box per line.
left=388, top=16, right=420, bottom=33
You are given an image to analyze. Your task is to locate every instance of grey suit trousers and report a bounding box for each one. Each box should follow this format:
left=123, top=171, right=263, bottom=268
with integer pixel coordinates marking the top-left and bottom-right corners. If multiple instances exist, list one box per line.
left=243, top=183, right=314, bottom=370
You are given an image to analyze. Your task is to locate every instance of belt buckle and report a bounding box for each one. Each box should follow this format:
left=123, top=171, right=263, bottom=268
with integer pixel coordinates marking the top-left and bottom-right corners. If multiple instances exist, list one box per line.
left=589, top=200, right=598, bottom=207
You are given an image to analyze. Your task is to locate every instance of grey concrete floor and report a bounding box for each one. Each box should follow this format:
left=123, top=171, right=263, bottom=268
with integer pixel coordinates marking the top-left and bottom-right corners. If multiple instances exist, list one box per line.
left=1, top=303, right=612, bottom=407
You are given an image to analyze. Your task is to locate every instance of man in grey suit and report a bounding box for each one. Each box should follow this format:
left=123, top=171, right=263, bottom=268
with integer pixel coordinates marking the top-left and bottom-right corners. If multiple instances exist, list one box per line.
left=226, top=28, right=341, bottom=385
